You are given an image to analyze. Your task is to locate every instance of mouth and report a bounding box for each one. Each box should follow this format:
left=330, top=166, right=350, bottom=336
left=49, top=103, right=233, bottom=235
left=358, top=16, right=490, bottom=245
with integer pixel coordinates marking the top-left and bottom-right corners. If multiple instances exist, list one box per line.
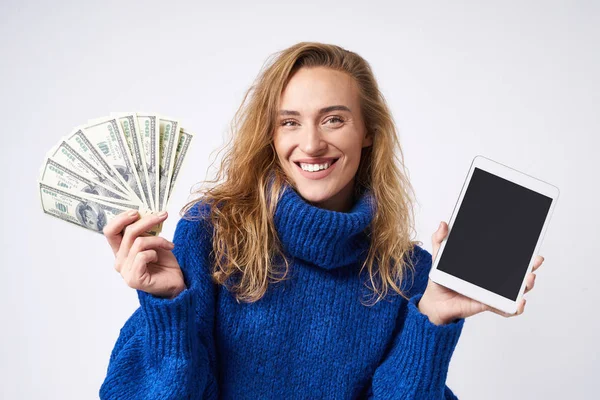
left=292, top=157, right=340, bottom=180
left=293, top=158, right=339, bottom=172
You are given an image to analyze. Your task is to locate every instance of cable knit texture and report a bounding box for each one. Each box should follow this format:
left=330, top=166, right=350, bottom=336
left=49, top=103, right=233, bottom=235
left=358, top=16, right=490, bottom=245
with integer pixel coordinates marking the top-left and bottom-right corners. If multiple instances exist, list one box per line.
left=100, top=184, right=465, bottom=399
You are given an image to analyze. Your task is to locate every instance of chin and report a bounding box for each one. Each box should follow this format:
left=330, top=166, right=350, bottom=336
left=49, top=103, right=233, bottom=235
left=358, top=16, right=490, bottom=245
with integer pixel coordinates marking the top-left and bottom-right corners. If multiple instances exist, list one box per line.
left=283, top=163, right=354, bottom=207
left=296, top=185, right=335, bottom=204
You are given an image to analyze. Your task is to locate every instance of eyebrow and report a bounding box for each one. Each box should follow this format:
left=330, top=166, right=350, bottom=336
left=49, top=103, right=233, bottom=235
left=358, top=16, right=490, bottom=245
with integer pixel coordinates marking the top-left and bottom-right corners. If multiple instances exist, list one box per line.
left=279, top=105, right=351, bottom=116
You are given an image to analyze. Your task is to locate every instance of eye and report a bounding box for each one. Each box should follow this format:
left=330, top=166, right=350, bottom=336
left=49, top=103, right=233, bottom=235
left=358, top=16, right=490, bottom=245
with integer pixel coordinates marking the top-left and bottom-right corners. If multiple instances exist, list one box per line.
left=281, top=119, right=299, bottom=127
left=325, top=116, right=344, bottom=125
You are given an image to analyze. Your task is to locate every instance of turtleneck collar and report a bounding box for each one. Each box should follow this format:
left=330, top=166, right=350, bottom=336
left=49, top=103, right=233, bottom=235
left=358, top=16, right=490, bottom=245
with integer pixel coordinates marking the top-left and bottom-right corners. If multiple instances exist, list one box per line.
left=273, top=183, right=375, bottom=270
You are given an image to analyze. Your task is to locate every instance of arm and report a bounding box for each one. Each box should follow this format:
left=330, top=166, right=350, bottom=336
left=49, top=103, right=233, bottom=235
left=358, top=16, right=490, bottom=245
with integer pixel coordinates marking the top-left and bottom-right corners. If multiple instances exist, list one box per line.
left=367, top=246, right=465, bottom=400
left=99, top=203, right=219, bottom=400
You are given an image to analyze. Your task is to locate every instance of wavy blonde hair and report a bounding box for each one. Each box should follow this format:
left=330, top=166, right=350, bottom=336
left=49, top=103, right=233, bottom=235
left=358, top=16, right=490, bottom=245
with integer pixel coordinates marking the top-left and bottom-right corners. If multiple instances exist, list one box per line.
left=181, top=42, right=423, bottom=305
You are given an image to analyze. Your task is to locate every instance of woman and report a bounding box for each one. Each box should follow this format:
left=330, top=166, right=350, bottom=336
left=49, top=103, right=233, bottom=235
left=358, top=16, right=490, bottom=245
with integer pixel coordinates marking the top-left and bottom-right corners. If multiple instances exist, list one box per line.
left=99, top=42, right=543, bottom=399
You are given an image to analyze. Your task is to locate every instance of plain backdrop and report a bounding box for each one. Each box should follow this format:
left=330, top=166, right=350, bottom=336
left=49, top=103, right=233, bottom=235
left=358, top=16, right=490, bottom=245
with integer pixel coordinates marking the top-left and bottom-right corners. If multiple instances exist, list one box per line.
left=1, top=1, right=598, bottom=399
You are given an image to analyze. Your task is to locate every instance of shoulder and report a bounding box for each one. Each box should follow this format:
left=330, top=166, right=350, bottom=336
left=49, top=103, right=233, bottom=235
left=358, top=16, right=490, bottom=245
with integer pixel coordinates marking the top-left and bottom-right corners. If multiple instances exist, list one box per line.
left=411, top=244, right=433, bottom=272
left=180, top=197, right=212, bottom=221
left=170, top=199, right=217, bottom=281
left=401, top=244, right=433, bottom=298
left=173, top=198, right=215, bottom=249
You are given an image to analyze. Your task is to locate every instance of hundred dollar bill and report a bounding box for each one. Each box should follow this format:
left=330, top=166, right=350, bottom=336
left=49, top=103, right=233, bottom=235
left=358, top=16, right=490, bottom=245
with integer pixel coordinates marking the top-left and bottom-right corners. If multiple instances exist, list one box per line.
left=39, top=157, right=132, bottom=204
left=39, top=182, right=162, bottom=235
left=64, top=128, right=133, bottom=198
left=82, top=117, right=147, bottom=208
left=158, top=115, right=181, bottom=211
left=39, top=181, right=141, bottom=233
left=166, top=128, right=195, bottom=205
left=136, top=113, right=160, bottom=211
left=48, top=140, right=131, bottom=199
left=112, top=112, right=155, bottom=211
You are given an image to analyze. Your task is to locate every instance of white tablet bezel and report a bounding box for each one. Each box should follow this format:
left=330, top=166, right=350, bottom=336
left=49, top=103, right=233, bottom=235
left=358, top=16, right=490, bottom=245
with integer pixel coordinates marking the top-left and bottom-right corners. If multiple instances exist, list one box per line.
left=428, top=155, right=560, bottom=315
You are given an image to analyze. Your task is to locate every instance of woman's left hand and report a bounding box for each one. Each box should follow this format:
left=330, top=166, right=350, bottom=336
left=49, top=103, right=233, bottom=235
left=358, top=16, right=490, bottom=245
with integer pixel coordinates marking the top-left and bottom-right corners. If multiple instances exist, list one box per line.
left=417, top=221, right=545, bottom=325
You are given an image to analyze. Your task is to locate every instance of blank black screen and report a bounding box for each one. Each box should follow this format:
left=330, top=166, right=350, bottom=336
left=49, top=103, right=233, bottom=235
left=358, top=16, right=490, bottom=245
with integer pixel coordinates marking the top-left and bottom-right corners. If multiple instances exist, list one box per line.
left=437, top=167, right=552, bottom=301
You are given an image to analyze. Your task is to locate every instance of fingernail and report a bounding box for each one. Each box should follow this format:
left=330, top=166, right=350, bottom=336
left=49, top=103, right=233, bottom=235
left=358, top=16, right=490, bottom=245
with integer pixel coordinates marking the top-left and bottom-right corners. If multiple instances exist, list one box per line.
left=439, top=222, right=443, bottom=229
left=157, top=211, right=167, bottom=217
left=127, top=210, right=138, bottom=217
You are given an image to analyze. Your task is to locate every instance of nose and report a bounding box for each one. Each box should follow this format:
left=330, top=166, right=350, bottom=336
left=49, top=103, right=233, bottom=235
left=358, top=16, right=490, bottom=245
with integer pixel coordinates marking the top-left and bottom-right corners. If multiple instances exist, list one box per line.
left=299, top=125, right=327, bottom=155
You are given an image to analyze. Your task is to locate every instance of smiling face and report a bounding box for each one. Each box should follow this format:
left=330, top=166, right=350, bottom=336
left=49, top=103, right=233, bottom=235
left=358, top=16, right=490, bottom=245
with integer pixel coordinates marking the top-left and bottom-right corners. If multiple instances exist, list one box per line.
left=273, top=66, right=372, bottom=212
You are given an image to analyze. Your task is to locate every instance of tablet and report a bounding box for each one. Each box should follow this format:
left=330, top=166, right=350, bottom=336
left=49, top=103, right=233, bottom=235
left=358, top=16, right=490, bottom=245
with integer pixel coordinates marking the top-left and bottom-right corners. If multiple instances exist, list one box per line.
left=428, top=155, right=559, bottom=315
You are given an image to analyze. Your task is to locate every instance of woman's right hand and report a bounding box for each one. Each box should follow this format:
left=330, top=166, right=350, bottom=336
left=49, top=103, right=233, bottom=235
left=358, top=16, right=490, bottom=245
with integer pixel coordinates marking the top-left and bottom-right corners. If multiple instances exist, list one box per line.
left=103, top=210, right=187, bottom=299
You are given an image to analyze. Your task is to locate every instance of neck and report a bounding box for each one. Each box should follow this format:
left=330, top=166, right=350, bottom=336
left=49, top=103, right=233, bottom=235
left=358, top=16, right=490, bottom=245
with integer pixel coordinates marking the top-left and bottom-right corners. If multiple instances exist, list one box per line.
left=273, top=182, right=375, bottom=269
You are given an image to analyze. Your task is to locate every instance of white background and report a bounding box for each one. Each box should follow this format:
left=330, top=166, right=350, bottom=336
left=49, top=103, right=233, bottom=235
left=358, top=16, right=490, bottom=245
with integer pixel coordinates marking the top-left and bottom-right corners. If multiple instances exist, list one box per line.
left=1, top=1, right=597, bottom=398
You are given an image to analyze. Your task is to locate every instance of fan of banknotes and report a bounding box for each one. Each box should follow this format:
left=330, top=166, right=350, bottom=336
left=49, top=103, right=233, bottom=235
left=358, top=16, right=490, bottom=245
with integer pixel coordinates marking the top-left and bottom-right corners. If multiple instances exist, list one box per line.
left=38, top=113, right=194, bottom=236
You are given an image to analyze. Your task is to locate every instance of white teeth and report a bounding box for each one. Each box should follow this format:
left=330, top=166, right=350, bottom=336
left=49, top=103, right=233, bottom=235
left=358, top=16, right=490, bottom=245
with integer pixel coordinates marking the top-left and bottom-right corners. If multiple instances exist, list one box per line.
left=299, top=162, right=330, bottom=172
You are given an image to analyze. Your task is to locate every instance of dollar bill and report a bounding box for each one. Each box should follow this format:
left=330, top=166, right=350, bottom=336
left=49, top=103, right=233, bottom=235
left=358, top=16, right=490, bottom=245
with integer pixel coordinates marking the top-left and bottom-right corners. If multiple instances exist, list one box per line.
left=39, top=111, right=195, bottom=236
left=137, top=113, right=160, bottom=211
left=158, top=115, right=181, bottom=211
left=82, top=117, right=147, bottom=207
left=166, top=128, right=194, bottom=205
left=39, top=181, right=140, bottom=233
left=64, top=128, right=134, bottom=198
left=39, top=157, right=132, bottom=204
left=39, top=182, right=162, bottom=235
left=112, top=112, right=155, bottom=210
left=48, top=140, right=132, bottom=199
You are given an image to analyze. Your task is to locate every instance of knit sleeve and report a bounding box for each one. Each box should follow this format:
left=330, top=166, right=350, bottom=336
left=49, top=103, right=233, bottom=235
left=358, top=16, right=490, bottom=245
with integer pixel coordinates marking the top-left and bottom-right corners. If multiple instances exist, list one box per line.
left=99, top=202, right=219, bottom=400
left=367, top=246, right=465, bottom=399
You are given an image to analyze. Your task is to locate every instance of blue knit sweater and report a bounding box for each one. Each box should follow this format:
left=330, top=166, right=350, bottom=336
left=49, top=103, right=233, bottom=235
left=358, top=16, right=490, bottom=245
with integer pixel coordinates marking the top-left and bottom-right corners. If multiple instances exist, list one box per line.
left=100, top=184, right=466, bottom=399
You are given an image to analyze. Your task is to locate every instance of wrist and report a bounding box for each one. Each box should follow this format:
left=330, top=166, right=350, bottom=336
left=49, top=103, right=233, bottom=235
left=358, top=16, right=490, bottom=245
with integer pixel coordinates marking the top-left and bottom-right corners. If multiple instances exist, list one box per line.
left=161, top=284, right=187, bottom=300
left=171, top=285, right=187, bottom=299
left=417, top=292, right=447, bottom=326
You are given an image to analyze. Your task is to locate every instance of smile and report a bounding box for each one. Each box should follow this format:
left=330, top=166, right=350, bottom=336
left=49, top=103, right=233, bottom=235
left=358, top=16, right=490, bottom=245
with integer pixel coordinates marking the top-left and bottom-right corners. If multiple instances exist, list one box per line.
left=293, top=158, right=339, bottom=180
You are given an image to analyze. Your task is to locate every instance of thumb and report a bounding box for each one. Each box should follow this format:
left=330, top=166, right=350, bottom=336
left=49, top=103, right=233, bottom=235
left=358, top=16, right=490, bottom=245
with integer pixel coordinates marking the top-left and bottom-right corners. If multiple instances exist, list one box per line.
left=431, top=221, right=448, bottom=261
left=436, top=221, right=448, bottom=239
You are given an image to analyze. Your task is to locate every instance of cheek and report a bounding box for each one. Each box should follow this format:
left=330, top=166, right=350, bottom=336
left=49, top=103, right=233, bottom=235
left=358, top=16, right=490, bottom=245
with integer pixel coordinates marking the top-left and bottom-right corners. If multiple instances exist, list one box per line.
left=273, top=137, right=292, bottom=163
left=337, top=138, right=363, bottom=166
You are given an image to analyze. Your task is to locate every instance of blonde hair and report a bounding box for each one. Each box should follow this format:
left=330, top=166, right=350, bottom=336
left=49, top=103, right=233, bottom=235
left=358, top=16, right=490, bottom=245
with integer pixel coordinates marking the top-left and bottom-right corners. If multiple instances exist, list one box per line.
left=181, top=41, right=422, bottom=305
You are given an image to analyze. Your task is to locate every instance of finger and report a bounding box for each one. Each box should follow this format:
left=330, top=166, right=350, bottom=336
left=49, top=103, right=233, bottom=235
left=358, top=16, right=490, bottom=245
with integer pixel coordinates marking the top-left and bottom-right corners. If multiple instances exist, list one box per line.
left=123, top=249, right=158, bottom=290
left=516, top=298, right=526, bottom=315
left=118, top=211, right=169, bottom=260
left=431, top=221, right=448, bottom=243
left=485, top=298, right=526, bottom=318
left=114, top=212, right=169, bottom=273
left=524, top=273, right=536, bottom=294
left=484, top=304, right=512, bottom=318
left=127, top=236, right=175, bottom=265
left=103, top=210, right=140, bottom=255
left=431, top=221, right=448, bottom=261
left=532, top=255, right=545, bottom=272
left=132, top=235, right=175, bottom=252
left=122, top=236, right=174, bottom=276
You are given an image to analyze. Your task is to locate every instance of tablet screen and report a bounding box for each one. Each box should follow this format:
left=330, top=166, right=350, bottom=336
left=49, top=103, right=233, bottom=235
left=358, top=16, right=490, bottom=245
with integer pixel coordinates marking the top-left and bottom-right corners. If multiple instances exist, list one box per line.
left=437, top=167, right=552, bottom=301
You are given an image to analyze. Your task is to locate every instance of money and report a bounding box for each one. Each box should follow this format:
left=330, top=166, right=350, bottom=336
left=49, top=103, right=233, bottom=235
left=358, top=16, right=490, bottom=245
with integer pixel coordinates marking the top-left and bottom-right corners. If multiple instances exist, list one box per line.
left=63, top=128, right=133, bottom=198
left=167, top=128, right=194, bottom=206
left=158, top=116, right=180, bottom=211
left=39, top=112, right=195, bottom=235
left=39, top=157, right=131, bottom=203
left=112, top=113, right=155, bottom=210
left=136, top=113, right=160, bottom=211
left=47, top=140, right=132, bottom=199
left=82, top=117, right=147, bottom=208
left=38, top=182, right=144, bottom=234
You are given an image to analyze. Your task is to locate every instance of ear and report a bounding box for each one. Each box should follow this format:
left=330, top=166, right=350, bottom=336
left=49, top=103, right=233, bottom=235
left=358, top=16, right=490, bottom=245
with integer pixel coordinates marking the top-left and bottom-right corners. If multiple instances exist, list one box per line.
left=362, top=130, right=373, bottom=148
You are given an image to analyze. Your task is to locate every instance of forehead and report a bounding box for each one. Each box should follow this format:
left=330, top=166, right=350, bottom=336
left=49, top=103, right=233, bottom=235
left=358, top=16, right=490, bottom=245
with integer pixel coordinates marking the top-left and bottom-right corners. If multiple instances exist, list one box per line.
left=279, top=67, right=360, bottom=111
